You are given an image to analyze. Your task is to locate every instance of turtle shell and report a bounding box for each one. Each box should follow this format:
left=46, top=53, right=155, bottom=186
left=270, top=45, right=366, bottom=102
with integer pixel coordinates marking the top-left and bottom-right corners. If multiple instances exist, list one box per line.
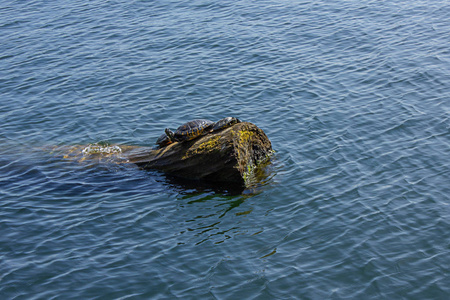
left=173, top=119, right=214, bottom=142
left=212, top=117, right=241, bottom=131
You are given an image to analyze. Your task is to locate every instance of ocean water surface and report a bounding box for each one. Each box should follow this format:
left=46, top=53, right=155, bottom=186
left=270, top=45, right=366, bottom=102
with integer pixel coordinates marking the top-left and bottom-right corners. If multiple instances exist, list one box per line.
left=1, top=0, right=449, bottom=298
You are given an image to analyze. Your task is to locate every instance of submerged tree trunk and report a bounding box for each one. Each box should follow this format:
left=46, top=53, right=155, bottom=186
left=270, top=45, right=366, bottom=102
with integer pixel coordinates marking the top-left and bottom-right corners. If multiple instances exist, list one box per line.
left=126, top=122, right=273, bottom=186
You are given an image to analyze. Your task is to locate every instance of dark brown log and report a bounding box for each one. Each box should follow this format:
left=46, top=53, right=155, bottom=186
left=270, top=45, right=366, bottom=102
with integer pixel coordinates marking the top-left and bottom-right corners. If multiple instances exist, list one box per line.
left=126, top=122, right=273, bottom=186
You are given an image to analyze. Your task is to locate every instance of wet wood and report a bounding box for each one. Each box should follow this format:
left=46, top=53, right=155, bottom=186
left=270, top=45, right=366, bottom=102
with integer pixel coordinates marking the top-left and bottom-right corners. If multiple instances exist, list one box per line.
left=126, top=122, right=273, bottom=186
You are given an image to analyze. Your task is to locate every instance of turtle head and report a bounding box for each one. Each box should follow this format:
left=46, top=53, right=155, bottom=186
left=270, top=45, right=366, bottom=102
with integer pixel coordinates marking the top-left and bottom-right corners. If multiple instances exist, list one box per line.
left=165, top=128, right=175, bottom=142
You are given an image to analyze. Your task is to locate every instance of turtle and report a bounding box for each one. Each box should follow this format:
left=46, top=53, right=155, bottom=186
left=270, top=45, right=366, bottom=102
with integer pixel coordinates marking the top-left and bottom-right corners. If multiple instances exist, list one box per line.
left=155, top=117, right=241, bottom=148
left=211, top=117, right=241, bottom=132
left=156, top=132, right=173, bottom=148
left=165, top=119, right=215, bottom=143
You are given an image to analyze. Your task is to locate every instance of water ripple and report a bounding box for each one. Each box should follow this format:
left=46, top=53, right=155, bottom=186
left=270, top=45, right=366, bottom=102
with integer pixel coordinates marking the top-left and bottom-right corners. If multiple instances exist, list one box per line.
left=1, top=0, right=450, bottom=298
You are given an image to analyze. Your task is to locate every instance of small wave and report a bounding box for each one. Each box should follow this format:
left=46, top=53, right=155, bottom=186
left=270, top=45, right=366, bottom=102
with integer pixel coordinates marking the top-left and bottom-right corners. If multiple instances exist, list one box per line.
left=81, top=144, right=122, bottom=155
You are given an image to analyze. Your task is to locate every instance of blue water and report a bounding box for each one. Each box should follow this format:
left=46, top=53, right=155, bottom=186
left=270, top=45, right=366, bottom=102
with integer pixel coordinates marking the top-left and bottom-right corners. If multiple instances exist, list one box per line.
left=1, top=0, right=450, bottom=298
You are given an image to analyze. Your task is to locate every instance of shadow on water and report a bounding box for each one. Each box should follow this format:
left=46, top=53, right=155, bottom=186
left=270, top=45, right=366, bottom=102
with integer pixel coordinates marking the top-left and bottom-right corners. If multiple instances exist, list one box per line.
left=159, top=176, right=260, bottom=245
left=156, top=159, right=277, bottom=246
left=161, top=174, right=246, bottom=196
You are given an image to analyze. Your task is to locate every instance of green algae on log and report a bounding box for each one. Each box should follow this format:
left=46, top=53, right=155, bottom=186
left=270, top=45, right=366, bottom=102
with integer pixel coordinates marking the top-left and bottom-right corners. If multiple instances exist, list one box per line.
left=127, top=122, right=273, bottom=186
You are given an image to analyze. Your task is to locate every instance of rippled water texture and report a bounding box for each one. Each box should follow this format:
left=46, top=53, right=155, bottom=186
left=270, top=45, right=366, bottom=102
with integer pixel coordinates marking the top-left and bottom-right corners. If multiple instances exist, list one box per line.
left=1, top=0, right=449, bottom=299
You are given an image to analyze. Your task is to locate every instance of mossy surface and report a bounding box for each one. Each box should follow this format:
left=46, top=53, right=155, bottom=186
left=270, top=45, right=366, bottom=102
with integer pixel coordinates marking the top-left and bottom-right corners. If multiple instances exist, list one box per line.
left=238, top=130, right=254, bottom=145
left=242, top=152, right=274, bottom=186
left=183, top=135, right=221, bottom=159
